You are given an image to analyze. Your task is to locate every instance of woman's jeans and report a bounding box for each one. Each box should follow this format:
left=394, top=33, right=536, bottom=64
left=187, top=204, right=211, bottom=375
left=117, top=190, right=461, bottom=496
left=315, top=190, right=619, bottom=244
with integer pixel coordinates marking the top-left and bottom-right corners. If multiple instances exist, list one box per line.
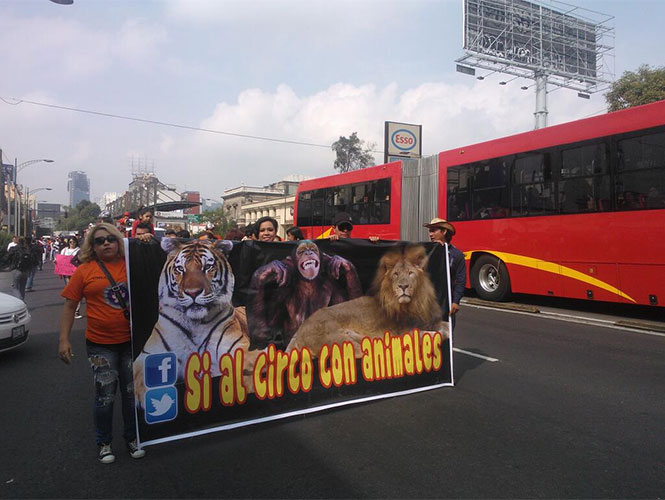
left=85, top=340, right=137, bottom=446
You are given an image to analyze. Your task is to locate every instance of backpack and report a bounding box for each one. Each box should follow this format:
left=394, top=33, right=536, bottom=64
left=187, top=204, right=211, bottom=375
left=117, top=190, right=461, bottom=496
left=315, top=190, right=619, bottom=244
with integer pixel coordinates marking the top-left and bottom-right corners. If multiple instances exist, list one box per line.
left=15, top=247, right=33, bottom=272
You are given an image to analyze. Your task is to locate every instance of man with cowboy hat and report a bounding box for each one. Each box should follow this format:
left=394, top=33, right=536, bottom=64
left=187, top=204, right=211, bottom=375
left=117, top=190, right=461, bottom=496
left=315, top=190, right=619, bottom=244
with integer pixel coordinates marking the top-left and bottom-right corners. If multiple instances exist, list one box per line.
left=423, top=217, right=466, bottom=330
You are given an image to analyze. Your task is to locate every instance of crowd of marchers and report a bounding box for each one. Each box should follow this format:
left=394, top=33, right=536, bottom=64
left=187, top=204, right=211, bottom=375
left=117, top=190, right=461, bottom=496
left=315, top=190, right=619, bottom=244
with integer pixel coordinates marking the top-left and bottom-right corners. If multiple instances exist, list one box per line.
left=1, top=204, right=466, bottom=466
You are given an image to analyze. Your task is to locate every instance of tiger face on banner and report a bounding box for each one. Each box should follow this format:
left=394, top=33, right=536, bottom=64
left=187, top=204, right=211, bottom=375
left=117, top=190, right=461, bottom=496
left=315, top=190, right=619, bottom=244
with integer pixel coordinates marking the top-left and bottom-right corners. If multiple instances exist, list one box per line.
left=132, top=238, right=250, bottom=409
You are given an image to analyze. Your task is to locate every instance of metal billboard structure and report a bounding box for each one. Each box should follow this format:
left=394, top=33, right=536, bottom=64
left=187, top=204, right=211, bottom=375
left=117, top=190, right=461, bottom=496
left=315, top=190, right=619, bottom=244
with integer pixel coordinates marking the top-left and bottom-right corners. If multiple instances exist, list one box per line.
left=456, top=0, right=614, bottom=128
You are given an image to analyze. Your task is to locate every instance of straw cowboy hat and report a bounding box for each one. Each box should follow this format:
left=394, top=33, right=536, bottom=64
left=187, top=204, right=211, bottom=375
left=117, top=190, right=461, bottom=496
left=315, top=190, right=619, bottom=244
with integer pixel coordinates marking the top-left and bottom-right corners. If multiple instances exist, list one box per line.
left=422, top=217, right=456, bottom=236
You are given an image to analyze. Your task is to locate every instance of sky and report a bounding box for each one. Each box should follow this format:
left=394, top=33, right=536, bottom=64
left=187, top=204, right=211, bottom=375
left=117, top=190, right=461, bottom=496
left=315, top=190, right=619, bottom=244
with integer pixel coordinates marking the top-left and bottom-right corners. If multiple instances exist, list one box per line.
left=0, top=0, right=663, bottom=207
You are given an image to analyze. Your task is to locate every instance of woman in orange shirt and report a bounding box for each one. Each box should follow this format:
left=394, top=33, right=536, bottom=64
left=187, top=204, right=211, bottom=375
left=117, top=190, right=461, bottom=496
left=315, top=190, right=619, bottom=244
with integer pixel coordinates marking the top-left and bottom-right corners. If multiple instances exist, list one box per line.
left=58, top=223, right=146, bottom=464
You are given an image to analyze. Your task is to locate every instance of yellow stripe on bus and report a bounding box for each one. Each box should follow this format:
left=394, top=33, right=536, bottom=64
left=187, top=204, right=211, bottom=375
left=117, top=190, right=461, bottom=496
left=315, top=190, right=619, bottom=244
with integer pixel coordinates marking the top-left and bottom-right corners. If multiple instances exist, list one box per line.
left=316, top=228, right=333, bottom=239
left=463, top=250, right=636, bottom=303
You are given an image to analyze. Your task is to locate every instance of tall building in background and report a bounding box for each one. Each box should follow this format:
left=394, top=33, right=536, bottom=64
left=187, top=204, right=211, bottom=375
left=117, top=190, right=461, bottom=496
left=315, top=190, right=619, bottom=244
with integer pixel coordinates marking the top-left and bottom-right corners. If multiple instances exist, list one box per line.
left=99, top=192, right=119, bottom=211
left=67, top=171, right=90, bottom=208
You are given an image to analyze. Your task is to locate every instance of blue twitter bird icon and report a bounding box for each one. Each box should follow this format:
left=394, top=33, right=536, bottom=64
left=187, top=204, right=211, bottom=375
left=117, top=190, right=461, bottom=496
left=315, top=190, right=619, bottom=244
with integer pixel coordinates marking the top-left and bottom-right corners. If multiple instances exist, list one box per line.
left=145, top=387, right=178, bottom=424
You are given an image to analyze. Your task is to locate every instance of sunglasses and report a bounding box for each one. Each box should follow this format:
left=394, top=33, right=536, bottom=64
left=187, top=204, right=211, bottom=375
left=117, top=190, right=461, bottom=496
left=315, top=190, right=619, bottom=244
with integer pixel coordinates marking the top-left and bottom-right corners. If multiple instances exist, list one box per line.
left=93, top=235, right=118, bottom=245
left=337, top=223, right=352, bottom=232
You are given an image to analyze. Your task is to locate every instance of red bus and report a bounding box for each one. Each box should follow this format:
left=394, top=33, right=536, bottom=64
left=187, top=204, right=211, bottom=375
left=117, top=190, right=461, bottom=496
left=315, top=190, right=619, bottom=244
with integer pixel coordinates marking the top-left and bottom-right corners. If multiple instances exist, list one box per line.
left=294, top=100, right=665, bottom=307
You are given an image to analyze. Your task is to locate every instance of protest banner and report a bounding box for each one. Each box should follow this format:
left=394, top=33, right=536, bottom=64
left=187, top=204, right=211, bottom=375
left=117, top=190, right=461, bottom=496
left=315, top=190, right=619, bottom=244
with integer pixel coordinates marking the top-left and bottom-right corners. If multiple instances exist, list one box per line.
left=128, top=238, right=454, bottom=446
left=54, top=254, right=77, bottom=276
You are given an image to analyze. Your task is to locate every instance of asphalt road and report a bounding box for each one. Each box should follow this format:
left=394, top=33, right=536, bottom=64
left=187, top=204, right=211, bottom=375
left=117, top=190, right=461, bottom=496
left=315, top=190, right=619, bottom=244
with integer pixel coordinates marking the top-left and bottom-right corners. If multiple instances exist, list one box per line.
left=1, top=261, right=664, bottom=499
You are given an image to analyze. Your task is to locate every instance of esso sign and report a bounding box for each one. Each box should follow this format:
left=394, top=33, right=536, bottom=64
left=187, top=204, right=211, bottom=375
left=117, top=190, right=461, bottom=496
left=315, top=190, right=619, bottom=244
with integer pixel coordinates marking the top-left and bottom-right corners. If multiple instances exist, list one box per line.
left=391, top=129, right=417, bottom=152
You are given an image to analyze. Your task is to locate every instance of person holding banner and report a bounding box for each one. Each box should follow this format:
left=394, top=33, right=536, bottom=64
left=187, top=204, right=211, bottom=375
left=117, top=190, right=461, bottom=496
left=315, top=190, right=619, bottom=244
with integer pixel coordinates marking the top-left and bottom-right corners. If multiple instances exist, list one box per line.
left=254, top=216, right=279, bottom=242
left=423, top=218, right=465, bottom=330
left=329, top=212, right=380, bottom=242
left=58, top=223, right=146, bottom=464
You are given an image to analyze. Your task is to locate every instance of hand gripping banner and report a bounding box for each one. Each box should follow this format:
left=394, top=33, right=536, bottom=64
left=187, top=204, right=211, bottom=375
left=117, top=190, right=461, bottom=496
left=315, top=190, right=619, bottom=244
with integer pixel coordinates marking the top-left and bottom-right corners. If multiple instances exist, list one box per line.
left=127, top=238, right=454, bottom=446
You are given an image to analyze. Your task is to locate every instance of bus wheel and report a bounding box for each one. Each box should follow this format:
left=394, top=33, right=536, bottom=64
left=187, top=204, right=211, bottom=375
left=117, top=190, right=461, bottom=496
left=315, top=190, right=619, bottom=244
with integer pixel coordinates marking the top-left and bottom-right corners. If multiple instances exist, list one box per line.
left=471, top=255, right=511, bottom=302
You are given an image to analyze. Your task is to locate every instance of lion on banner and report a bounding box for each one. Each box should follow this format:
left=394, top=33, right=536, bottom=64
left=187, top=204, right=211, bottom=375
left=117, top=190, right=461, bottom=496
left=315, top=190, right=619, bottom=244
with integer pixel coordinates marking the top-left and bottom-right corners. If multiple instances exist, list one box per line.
left=286, top=244, right=447, bottom=356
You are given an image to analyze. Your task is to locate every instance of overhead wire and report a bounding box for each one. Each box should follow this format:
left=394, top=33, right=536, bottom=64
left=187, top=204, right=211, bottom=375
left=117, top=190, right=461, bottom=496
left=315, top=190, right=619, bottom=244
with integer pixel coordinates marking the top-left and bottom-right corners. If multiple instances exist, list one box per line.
left=0, top=96, right=386, bottom=154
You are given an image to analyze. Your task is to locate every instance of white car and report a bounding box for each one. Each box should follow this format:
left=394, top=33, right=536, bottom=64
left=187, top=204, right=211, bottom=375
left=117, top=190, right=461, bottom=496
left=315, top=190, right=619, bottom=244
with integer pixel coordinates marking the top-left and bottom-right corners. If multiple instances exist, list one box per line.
left=0, top=292, right=31, bottom=353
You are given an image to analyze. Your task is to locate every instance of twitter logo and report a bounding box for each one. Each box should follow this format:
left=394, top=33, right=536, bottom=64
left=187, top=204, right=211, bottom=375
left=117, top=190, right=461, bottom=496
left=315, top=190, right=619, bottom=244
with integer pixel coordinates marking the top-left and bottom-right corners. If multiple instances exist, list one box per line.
left=145, top=387, right=178, bottom=424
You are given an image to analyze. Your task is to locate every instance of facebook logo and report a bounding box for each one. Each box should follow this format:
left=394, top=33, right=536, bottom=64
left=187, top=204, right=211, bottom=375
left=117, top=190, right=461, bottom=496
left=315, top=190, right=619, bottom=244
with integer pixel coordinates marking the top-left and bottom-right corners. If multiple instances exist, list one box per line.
left=145, top=353, right=177, bottom=388
left=145, top=386, right=178, bottom=424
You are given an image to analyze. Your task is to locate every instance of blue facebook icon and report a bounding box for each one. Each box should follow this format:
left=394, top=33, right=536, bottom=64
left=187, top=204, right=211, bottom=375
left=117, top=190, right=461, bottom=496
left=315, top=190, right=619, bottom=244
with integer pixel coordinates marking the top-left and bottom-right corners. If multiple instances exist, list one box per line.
left=145, top=386, right=178, bottom=424
left=145, top=353, right=177, bottom=387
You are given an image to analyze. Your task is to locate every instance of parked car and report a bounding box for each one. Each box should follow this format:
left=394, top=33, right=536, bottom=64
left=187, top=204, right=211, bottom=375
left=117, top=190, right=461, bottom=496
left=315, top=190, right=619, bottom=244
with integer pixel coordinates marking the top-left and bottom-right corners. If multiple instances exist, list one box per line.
left=0, top=292, right=31, bottom=353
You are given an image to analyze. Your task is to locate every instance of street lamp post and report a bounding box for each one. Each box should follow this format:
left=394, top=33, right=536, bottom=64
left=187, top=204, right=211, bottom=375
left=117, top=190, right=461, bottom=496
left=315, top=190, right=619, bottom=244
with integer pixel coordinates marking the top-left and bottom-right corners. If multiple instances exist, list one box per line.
left=14, top=158, right=54, bottom=235
left=24, top=187, right=52, bottom=237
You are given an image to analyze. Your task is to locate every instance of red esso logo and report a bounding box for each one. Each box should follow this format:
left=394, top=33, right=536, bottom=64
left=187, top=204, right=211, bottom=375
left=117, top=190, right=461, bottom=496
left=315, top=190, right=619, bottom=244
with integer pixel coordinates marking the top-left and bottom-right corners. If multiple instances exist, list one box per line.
left=391, top=129, right=417, bottom=151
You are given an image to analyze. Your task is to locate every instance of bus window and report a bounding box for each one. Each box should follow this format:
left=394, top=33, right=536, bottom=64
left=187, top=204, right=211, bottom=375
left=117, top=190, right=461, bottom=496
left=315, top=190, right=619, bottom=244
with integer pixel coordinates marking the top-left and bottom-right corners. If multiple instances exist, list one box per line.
left=617, top=130, right=665, bottom=171
left=296, top=191, right=312, bottom=227
left=447, top=165, right=471, bottom=221
left=512, top=153, right=555, bottom=216
left=616, top=131, right=665, bottom=210
left=311, top=189, right=325, bottom=226
left=561, top=142, right=610, bottom=213
left=469, top=158, right=510, bottom=219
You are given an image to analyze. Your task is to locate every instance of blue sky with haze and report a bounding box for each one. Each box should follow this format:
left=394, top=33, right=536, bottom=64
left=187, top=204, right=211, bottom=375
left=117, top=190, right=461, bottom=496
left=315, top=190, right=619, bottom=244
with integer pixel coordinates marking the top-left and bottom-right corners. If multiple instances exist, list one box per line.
left=0, top=0, right=662, bottom=205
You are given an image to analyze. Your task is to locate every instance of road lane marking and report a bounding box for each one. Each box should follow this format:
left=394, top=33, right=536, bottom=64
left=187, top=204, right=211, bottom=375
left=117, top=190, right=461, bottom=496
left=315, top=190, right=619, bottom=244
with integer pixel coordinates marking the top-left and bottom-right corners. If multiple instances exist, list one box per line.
left=463, top=302, right=665, bottom=338
left=453, top=348, right=499, bottom=362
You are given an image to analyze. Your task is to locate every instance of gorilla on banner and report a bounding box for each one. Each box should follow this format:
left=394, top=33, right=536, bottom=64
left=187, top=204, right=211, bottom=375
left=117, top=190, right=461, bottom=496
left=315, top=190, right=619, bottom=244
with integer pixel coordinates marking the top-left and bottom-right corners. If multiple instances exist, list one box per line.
left=247, top=240, right=362, bottom=349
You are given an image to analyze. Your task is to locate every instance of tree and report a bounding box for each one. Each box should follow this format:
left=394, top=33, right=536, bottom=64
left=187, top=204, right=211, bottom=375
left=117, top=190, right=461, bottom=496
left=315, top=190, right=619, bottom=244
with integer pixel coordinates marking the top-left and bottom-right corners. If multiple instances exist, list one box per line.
left=56, top=200, right=101, bottom=232
left=199, top=207, right=234, bottom=236
left=331, top=132, right=376, bottom=173
left=605, top=65, right=665, bottom=112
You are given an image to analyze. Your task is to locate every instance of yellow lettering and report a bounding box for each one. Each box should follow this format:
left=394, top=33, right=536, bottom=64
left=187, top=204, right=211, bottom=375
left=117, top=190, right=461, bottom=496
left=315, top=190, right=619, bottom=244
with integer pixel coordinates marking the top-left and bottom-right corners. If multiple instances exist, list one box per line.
left=300, top=348, right=313, bottom=392
left=331, top=344, right=343, bottom=386
left=361, top=338, right=373, bottom=381
left=432, top=332, right=442, bottom=371
left=391, top=336, right=404, bottom=377
left=403, top=334, right=414, bottom=375
left=234, top=350, right=247, bottom=404
left=342, top=341, right=357, bottom=385
left=185, top=353, right=202, bottom=413
left=287, top=350, right=300, bottom=394
left=383, top=332, right=393, bottom=378
left=201, top=351, right=211, bottom=411
left=413, top=329, right=423, bottom=374
left=422, top=333, right=432, bottom=372
left=372, top=338, right=385, bottom=380
left=218, top=354, right=235, bottom=406
left=275, top=350, right=289, bottom=397
left=253, top=352, right=267, bottom=399
left=319, top=344, right=331, bottom=388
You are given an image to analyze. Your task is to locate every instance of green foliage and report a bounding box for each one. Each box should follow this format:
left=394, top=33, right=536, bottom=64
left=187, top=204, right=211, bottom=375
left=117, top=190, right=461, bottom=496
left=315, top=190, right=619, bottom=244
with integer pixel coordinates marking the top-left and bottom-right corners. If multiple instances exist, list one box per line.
left=605, top=65, right=665, bottom=112
left=0, top=231, right=13, bottom=271
left=0, top=231, right=13, bottom=249
left=331, top=132, right=376, bottom=173
left=56, top=200, right=102, bottom=232
left=199, top=207, right=234, bottom=236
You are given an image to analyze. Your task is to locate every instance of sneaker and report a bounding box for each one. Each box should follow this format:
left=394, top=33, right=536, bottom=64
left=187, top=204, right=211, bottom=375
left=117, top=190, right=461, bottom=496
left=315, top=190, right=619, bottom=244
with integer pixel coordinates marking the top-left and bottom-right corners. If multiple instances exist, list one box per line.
left=74, top=313, right=83, bottom=319
left=98, top=443, right=115, bottom=464
left=127, top=439, right=146, bottom=459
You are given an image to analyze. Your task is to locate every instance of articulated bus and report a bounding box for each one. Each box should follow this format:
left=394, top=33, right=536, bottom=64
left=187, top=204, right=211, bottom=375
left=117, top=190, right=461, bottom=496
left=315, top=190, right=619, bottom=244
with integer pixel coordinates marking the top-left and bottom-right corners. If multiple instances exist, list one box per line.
left=294, top=100, right=665, bottom=307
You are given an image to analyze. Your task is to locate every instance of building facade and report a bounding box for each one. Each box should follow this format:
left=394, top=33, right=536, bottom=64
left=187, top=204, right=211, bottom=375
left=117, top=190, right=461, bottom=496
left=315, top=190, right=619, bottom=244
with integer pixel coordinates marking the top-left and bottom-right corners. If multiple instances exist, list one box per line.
left=37, top=203, right=61, bottom=231
left=240, top=195, right=295, bottom=238
left=222, top=175, right=306, bottom=229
